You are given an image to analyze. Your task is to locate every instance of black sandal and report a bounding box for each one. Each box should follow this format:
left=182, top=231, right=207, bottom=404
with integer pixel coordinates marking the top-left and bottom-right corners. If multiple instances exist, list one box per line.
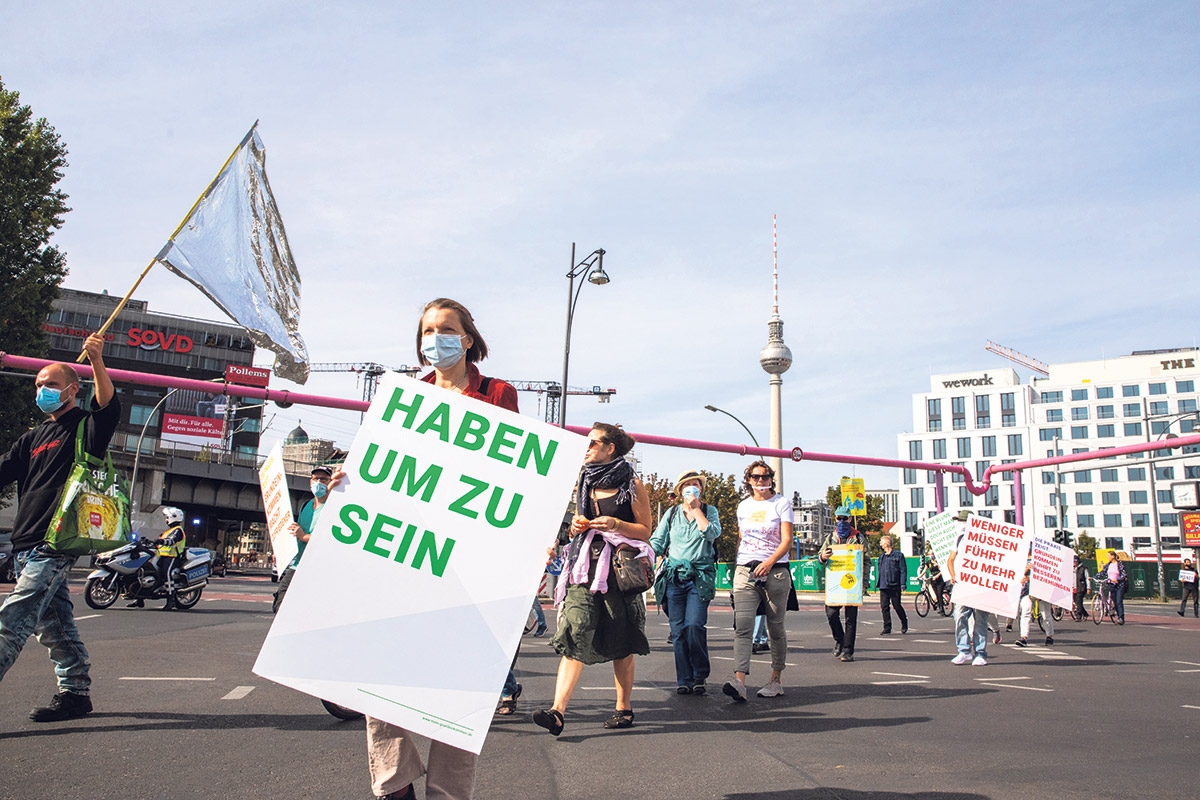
left=533, top=708, right=564, bottom=736
left=603, top=708, right=634, bottom=729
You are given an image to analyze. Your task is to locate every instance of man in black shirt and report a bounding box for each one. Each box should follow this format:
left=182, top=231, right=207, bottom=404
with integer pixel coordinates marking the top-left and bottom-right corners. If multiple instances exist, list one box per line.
left=0, top=334, right=119, bottom=721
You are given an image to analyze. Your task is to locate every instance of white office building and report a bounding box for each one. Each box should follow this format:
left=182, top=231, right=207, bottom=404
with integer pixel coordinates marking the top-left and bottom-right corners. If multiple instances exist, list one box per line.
left=897, top=350, right=1200, bottom=559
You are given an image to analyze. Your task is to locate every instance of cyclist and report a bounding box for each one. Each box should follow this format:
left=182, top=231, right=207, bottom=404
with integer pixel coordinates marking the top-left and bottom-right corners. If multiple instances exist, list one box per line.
left=918, top=553, right=948, bottom=616
left=1016, top=566, right=1055, bottom=647
left=1103, top=551, right=1127, bottom=625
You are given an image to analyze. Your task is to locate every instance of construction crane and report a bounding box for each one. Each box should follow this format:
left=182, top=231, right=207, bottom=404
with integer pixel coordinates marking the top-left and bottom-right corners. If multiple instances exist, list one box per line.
left=309, top=362, right=421, bottom=403
left=984, top=340, right=1050, bottom=377
left=505, top=381, right=616, bottom=423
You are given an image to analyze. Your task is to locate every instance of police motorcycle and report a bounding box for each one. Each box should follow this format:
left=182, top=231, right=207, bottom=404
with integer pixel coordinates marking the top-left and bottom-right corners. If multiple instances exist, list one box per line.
left=84, top=507, right=212, bottom=610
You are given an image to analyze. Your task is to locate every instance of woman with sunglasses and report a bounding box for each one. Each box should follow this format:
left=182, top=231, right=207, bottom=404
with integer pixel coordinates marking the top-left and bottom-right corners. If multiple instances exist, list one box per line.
left=723, top=460, right=794, bottom=702
left=533, top=423, right=654, bottom=735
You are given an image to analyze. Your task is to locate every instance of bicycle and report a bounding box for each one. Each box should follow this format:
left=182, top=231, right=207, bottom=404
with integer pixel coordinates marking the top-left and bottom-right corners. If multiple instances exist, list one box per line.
left=1030, top=597, right=1064, bottom=633
left=914, top=578, right=951, bottom=618
left=1090, top=576, right=1118, bottom=625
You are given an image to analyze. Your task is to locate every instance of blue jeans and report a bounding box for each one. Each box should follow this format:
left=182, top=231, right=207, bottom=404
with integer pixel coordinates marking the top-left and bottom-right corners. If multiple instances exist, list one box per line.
left=665, top=577, right=711, bottom=687
left=1109, top=582, right=1126, bottom=621
left=752, top=615, right=768, bottom=645
left=0, top=546, right=91, bottom=693
left=954, top=604, right=989, bottom=658
left=531, top=597, right=546, bottom=629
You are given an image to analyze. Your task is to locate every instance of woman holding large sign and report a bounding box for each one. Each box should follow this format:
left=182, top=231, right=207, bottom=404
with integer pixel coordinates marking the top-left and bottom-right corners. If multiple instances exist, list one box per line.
left=533, top=423, right=654, bottom=735
left=364, top=297, right=518, bottom=800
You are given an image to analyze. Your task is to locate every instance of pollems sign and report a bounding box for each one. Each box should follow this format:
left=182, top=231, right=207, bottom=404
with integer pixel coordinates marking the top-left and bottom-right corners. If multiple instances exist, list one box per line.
left=126, top=326, right=193, bottom=353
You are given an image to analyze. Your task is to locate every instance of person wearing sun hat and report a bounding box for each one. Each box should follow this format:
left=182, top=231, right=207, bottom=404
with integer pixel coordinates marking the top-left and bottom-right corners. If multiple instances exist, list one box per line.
left=651, top=469, right=721, bottom=695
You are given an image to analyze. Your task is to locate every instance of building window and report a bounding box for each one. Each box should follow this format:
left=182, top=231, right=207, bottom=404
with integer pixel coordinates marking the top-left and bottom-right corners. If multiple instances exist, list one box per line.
left=1124, top=422, right=1143, bottom=436
left=927, top=470, right=938, bottom=483
left=1156, top=466, right=1175, bottom=480
left=1069, top=388, right=1086, bottom=401
left=1180, top=399, right=1198, bottom=414
left=909, top=441, right=923, bottom=461
left=1151, top=420, right=1171, bottom=436
left=1096, top=387, right=1114, bottom=399
left=957, top=438, right=971, bottom=458
left=911, top=488, right=924, bottom=508
left=1007, top=434, right=1023, bottom=456
left=904, top=512, right=920, bottom=532
left=976, top=461, right=990, bottom=479
left=1103, top=514, right=1123, bottom=528
left=1177, top=380, right=1195, bottom=393
left=1045, top=515, right=1058, bottom=528
left=1149, top=401, right=1168, bottom=416
left=1001, top=392, right=1015, bottom=411
left=952, top=396, right=966, bottom=415
left=953, top=418, right=966, bottom=431
left=1077, top=514, right=1095, bottom=527
left=1099, top=468, right=1117, bottom=482
left=903, top=468, right=917, bottom=485
left=1001, top=459, right=1015, bottom=481
left=1075, top=492, right=1093, bottom=505
left=1071, top=426, right=1088, bottom=439
left=1127, top=467, right=1146, bottom=481
left=976, top=396, right=990, bottom=428
left=1097, top=424, right=1115, bottom=438
left=1070, top=407, right=1087, bottom=421
left=928, top=419, right=941, bottom=432
left=1002, top=413, right=1016, bottom=428
left=1149, top=382, right=1167, bottom=395
left=1129, top=490, right=1148, bottom=504
left=932, top=439, right=946, bottom=459
left=927, top=398, right=941, bottom=431
left=1104, top=537, right=1124, bottom=548
left=129, top=404, right=160, bottom=427
left=980, top=436, right=996, bottom=457
left=1041, top=391, right=1063, bottom=403
left=1096, top=405, right=1114, bottom=419
left=1046, top=409, right=1063, bottom=422
left=985, top=486, right=999, bottom=506
left=1187, top=466, right=1200, bottom=479
left=959, top=487, right=973, bottom=506
left=1075, top=470, right=1092, bottom=483
left=1131, top=513, right=1151, bottom=527
left=1157, top=489, right=1172, bottom=503
left=1123, top=403, right=1140, bottom=417
left=1042, top=472, right=1057, bottom=485
left=1123, top=385, right=1140, bottom=398
left=1102, top=491, right=1120, bottom=505
left=1039, top=428, right=1062, bottom=441
left=952, top=462, right=964, bottom=483
left=1162, top=513, right=1179, bottom=526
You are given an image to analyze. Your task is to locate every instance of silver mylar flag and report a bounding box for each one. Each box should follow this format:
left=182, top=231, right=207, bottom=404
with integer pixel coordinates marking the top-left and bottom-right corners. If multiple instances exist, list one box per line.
left=156, top=127, right=310, bottom=383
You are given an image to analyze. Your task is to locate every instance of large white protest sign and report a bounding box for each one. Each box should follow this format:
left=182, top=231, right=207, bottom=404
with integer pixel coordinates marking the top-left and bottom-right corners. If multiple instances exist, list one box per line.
left=253, top=373, right=587, bottom=754
left=924, top=510, right=957, bottom=567
left=1029, top=535, right=1074, bottom=608
left=950, top=515, right=1030, bottom=618
left=824, top=544, right=864, bottom=606
left=258, top=442, right=298, bottom=569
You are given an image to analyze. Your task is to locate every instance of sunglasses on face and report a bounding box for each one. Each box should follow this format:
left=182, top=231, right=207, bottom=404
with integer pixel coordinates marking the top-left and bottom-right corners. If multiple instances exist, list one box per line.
left=749, top=474, right=772, bottom=481
left=587, top=439, right=607, bottom=450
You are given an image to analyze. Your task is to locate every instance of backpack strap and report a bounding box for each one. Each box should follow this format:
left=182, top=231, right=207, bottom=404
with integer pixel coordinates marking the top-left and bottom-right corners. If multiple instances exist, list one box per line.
left=478, top=376, right=492, bottom=394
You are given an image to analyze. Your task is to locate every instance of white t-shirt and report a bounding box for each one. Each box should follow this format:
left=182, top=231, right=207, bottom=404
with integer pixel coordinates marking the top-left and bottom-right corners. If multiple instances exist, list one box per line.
left=736, top=494, right=794, bottom=565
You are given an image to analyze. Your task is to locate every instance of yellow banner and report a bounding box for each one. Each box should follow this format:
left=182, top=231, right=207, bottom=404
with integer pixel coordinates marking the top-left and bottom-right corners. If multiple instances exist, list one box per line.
left=840, top=477, right=866, bottom=517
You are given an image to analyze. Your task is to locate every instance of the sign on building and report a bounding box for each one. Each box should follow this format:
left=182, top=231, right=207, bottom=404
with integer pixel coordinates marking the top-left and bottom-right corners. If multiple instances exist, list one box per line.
left=226, top=363, right=271, bottom=387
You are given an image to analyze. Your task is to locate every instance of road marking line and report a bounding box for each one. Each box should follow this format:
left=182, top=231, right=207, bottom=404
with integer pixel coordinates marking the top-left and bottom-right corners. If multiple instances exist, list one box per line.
left=974, top=676, right=1029, bottom=681
left=1175, top=669, right=1200, bottom=673
left=912, top=639, right=946, bottom=644
left=979, top=682, right=1053, bottom=692
left=222, top=686, right=255, bottom=700
left=872, top=671, right=929, bottom=679
left=119, top=677, right=216, bottom=682
left=1038, top=654, right=1085, bottom=660
left=871, top=680, right=930, bottom=686
left=578, top=686, right=659, bottom=691
left=1173, top=661, right=1200, bottom=667
left=74, top=614, right=102, bottom=620
left=710, top=656, right=796, bottom=666
left=1183, top=705, right=1200, bottom=710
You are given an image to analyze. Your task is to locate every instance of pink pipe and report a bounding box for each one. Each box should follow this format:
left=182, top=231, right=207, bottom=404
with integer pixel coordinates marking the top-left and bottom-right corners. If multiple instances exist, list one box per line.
left=5, top=352, right=1196, bottom=498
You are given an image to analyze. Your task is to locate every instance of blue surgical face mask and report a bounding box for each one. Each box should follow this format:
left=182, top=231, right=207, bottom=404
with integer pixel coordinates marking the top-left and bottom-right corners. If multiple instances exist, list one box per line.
left=310, top=481, right=328, bottom=499
left=36, top=386, right=67, bottom=414
left=682, top=486, right=700, bottom=500
left=836, top=520, right=851, bottom=537
left=421, top=334, right=465, bottom=369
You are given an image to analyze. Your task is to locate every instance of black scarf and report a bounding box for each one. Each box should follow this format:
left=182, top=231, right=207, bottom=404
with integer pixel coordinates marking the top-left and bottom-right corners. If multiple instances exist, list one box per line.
left=576, top=458, right=637, bottom=518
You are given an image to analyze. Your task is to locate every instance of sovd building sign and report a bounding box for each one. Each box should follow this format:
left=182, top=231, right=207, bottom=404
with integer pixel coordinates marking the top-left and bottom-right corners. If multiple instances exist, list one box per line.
left=253, top=373, right=587, bottom=754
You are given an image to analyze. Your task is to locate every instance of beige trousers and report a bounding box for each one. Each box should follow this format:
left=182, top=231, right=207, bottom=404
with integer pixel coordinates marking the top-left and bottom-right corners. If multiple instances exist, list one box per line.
left=365, top=716, right=477, bottom=799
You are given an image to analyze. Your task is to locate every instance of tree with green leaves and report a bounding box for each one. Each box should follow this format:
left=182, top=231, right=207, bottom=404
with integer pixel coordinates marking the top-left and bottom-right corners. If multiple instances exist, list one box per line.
left=0, top=77, right=70, bottom=492
left=643, top=469, right=744, bottom=562
left=1075, top=531, right=1098, bottom=562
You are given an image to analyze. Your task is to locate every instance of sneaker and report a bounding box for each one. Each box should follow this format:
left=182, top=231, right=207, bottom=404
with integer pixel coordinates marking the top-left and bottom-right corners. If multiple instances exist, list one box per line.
left=534, top=623, right=548, bottom=637
left=1015, top=637, right=1027, bottom=647
left=951, top=653, right=972, bottom=665
left=1179, top=611, right=1185, bottom=617
left=832, top=643, right=844, bottom=658
left=880, top=630, right=891, bottom=636
left=722, top=677, right=747, bottom=703
left=972, top=655, right=988, bottom=666
left=992, top=630, right=1002, bottom=645
left=1044, top=637, right=1054, bottom=646
left=901, top=627, right=908, bottom=634
left=756, top=680, right=784, bottom=698
left=840, top=652, right=854, bottom=662
left=29, top=691, right=93, bottom=722
left=381, top=784, right=416, bottom=800
left=1005, top=622, right=1012, bottom=631
left=692, top=681, right=707, bottom=696
left=751, top=642, right=769, bottom=654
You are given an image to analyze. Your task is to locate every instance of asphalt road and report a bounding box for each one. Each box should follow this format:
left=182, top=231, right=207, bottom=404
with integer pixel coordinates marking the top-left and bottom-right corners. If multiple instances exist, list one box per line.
left=1, top=576, right=1196, bottom=800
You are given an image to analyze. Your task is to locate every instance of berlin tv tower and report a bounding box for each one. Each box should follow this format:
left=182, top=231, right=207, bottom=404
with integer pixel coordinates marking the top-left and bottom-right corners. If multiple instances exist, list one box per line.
left=758, top=215, right=792, bottom=494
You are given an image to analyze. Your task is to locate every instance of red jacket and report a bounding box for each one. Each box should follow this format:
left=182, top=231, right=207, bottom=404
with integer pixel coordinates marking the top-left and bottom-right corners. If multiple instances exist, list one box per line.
left=420, top=363, right=519, bottom=413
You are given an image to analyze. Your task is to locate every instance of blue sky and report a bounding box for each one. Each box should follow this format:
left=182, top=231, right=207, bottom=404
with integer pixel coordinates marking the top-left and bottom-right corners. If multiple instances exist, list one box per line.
left=4, top=2, right=1199, bottom=501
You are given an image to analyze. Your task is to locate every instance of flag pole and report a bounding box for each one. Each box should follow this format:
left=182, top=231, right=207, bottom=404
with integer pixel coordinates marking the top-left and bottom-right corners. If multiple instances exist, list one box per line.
left=76, top=121, right=261, bottom=363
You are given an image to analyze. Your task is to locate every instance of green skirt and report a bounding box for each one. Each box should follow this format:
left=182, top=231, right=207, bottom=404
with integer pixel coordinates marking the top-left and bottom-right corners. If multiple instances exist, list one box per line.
left=550, top=584, right=650, bottom=666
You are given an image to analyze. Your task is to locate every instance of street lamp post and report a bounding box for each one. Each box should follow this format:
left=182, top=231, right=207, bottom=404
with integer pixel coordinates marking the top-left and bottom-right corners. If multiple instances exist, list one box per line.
left=559, top=243, right=609, bottom=427
left=1144, top=402, right=1200, bottom=601
left=703, top=405, right=760, bottom=447
left=1053, top=435, right=1067, bottom=532
left=130, top=388, right=181, bottom=517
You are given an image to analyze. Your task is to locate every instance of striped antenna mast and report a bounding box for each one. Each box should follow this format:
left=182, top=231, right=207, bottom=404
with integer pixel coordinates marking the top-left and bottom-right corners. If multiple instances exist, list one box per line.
left=772, top=213, right=779, bottom=316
